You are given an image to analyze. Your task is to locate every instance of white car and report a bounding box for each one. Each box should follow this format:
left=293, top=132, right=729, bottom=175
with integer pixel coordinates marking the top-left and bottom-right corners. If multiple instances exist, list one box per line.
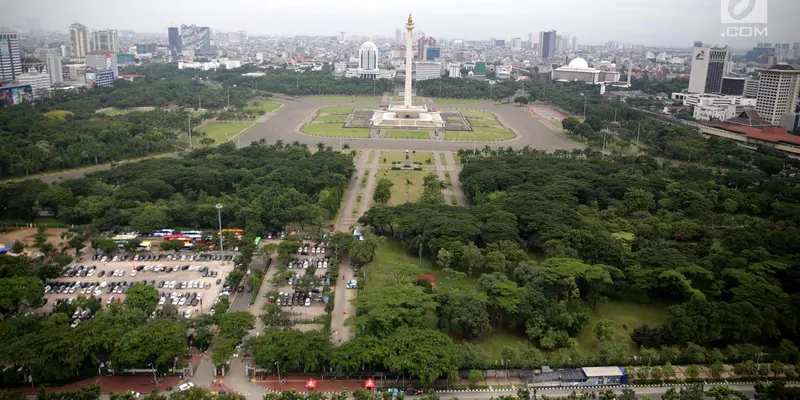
left=179, top=298, right=186, bottom=306
left=184, top=310, right=193, bottom=318
left=131, top=270, right=137, bottom=277
left=305, top=298, right=311, bottom=307
left=178, top=383, right=195, bottom=392
left=159, top=297, right=166, bottom=305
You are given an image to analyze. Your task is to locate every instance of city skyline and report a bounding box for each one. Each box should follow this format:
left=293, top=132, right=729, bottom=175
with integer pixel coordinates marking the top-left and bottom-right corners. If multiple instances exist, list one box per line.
left=4, top=0, right=799, bottom=47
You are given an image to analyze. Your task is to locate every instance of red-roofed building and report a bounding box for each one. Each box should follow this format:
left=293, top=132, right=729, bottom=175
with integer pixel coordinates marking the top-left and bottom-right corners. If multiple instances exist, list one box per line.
left=703, top=109, right=800, bottom=152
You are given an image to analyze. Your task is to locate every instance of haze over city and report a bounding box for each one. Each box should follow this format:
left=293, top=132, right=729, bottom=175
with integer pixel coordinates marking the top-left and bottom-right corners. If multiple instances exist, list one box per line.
left=4, top=0, right=799, bottom=46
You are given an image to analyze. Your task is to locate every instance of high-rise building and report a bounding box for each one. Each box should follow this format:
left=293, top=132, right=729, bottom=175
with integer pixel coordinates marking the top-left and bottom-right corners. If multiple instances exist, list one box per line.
left=425, top=47, right=440, bottom=61
left=357, top=41, right=379, bottom=79
left=688, top=45, right=729, bottom=94
left=512, top=37, right=522, bottom=51
left=395, top=29, right=401, bottom=43
left=447, top=62, right=461, bottom=78
left=0, top=32, right=22, bottom=82
left=744, top=76, right=759, bottom=98
left=45, top=54, right=63, bottom=85
left=528, top=33, right=533, bottom=49
left=756, top=63, right=800, bottom=126
left=17, top=70, right=50, bottom=99
left=69, top=23, right=90, bottom=58
left=91, top=30, right=119, bottom=52
left=414, top=61, right=442, bottom=81
left=417, top=36, right=436, bottom=60
left=572, top=37, right=577, bottom=51
left=180, top=25, right=212, bottom=55
left=238, top=31, right=248, bottom=51
left=168, top=27, right=181, bottom=56
left=339, top=32, right=346, bottom=43
left=540, top=30, right=557, bottom=59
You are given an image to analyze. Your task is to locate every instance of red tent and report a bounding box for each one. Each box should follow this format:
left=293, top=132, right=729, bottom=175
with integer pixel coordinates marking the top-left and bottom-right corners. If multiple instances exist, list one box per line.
left=364, top=378, right=376, bottom=390
left=306, top=379, right=317, bottom=390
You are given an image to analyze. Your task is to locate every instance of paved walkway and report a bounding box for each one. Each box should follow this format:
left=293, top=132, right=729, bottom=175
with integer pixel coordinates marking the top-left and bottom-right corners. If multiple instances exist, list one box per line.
left=357, top=151, right=381, bottom=215
left=443, top=152, right=467, bottom=206
left=334, top=150, right=371, bottom=231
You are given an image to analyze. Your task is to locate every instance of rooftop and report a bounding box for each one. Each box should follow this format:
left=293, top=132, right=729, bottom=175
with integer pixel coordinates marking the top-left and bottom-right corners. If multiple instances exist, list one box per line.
left=582, top=366, right=623, bottom=377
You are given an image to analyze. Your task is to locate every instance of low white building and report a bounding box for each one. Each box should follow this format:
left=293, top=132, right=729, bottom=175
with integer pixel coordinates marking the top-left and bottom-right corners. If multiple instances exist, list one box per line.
left=414, top=61, right=442, bottom=81
left=671, top=92, right=757, bottom=121
left=496, top=65, right=512, bottom=80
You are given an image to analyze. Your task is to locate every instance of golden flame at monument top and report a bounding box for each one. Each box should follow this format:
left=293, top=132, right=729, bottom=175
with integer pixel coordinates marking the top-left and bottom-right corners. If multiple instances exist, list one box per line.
left=408, top=13, right=413, bottom=24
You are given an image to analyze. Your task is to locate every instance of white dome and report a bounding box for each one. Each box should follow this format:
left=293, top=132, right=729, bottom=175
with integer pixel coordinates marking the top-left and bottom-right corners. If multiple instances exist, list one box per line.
left=568, top=57, right=589, bottom=70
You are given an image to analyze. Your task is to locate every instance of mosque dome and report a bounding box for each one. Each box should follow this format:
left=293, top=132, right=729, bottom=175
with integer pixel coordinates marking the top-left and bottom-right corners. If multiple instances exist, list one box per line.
left=568, top=57, right=590, bottom=70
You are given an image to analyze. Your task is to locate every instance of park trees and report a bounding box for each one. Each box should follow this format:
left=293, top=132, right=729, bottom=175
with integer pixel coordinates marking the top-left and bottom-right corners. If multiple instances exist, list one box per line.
left=350, top=284, right=437, bottom=336
left=373, top=178, right=394, bottom=205
left=123, top=284, right=160, bottom=315
left=436, top=289, right=492, bottom=338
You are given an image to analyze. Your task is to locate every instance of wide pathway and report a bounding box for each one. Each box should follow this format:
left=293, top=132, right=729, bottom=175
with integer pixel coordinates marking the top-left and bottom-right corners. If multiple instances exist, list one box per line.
left=433, top=151, right=467, bottom=206
left=334, top=150, right=371, bottom=231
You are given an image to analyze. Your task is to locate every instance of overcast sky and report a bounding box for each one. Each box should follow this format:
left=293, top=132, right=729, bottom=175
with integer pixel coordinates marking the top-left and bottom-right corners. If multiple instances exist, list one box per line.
left=4, top=0, right=799, bottom=47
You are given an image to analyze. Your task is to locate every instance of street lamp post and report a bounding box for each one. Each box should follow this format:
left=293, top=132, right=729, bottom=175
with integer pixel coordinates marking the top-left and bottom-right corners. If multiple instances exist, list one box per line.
left=216, top=204, right=224, bottom=252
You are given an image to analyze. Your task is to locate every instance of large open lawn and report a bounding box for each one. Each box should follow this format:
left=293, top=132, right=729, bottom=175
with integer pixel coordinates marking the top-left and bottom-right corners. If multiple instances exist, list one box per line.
left=380, top=151, right=435, bottom=165
left=318, top=106, right=355, bottom=115
left=468, top=118, right=502, bottom=128
left=449, top=109, right=495, bottom=118
left=386, top=130, right=430, bottom=139
left=307, top=95, right=381, bottom=103
left=97, top=108, right=136, bottom=116
left=432, top=98, right=490, bottom=104
left=575, top=300, right=669, bottom=355
left=445, top=126, right=515, bottom=141
left=244, top=100, right=282, bottom=113
left=196, top=122, right=253, bottom=144
left=367, top=239, right=476, bottom=293
left=376, top=169, right=428, bottom=204
left=314, top=115, right=349, bottom=123
left=301, top=123, right=369, bottom=138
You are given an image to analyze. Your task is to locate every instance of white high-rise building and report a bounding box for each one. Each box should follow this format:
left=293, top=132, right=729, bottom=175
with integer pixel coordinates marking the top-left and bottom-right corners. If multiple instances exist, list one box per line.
left=339, top=32, right=347, bottom=44
left=69, top=23, right=90, bottom=58
left=447, top=62, right=461, bottom=78
left=45, top=55, right=63, bottom=84
left=357, top=41, right=379, bottom=79
left=0, top=32, right=22, bottom=82
left=688, top=45, right=729, bottom=94
left=511, top=37, right=522, bottom=51
left=756, top=63, right=800, bottom=125
left=395, top=29, right=401, bottom=43
left=238, top=31, right=248, bottom=51
left=91, top=30, right=119, bottom=52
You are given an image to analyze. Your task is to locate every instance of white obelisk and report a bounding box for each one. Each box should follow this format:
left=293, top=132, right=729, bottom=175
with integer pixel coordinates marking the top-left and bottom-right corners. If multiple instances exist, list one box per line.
left=403, top=13, right=414, bottom=108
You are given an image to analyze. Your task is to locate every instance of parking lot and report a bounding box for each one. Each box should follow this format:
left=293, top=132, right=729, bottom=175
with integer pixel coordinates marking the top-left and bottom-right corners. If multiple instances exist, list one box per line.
left=268, top=242, right=330, bottom=322
left=39, top=252, right=238, bottom=321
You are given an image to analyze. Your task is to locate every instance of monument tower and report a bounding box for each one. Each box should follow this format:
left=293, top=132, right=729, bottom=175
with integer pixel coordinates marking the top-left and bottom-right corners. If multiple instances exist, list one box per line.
left=370, top=13, right=445, bottom=129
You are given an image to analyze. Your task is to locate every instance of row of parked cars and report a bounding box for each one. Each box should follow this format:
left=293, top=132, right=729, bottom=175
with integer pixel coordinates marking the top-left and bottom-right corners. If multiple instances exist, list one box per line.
left=287, top=257, right=329, bottom=269
left=164, top=253, right=233, bottom=262
left=299, top=244, right=327, bottom=256
left=159, top=291, right=204, bottom=307
left=276, top=291, right=314, bottom=307
left=159, top=280, right=215, bottom=290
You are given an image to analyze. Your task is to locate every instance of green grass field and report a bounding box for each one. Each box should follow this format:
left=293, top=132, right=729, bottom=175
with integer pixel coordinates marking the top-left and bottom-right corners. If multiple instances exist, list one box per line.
left=97, top=108, right=136, bottom=116
left=446, top=109, right=495, bottom=118
left=368, top=239, right=476, bottom=293
left=468, top=118, right=502, bottom=128
left=376, top=169, right=429, bottom=204
left=301, top=124, right=369, bottom=138
left=433, top=98, right=490, bottom=104
left=439, top=152, right=447, bottom=166
left=196, top=122, right=253, bottom=144
left=314, top=115, right=349, bottom=123
left=575, top=301, right=669, bottom=355
left=381, top=151, right=435, bottom=165
left=308, top=95, right=381, bottom=103
left=244, top=100, right=282, bottom=113
left=551, top=120, right=564, bottom=129
left=367, top=150, right=377, bottom=164
left=386, top=130, right=430, bottom=139
left=445, top=126, right=515, bottom=141
left=318, top=106, right=355, bottom=115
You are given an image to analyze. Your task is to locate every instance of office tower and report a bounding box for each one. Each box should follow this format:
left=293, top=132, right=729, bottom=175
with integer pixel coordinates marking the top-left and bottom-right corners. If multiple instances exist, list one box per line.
left=357, top=42, right=378, bottom=79
left=417, top=36, right=436, bottom=60
left=238, top=31, right=247, bottom=51
left=512, top=37, right=522, bottom=51
left=425, top=47, right=440, bottom=61
left=91, top=30, right=119, bottom=52
left=180, top=25, right=212, bottom=55
left=45, top=54, right=63, bottom=84
left=69, top=23, right=90, bottom=58
left=0, top=32, right=22, bottom=82
left=395, top=29, right=401, bottom=43
left=540, top=30, right=556, bottom=59
left=168, top=27, right=181, bottom=56
left=339, top=32, right=346, bottom=43
left=688, top=45, right=729, bottom=94
left=528, top=33, right=533, bottom=49
left=572, top=36, right=577, bottom=51
left=17, top=71, right=50, bottom=99
left=756, top=63, right=800, bottom=125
